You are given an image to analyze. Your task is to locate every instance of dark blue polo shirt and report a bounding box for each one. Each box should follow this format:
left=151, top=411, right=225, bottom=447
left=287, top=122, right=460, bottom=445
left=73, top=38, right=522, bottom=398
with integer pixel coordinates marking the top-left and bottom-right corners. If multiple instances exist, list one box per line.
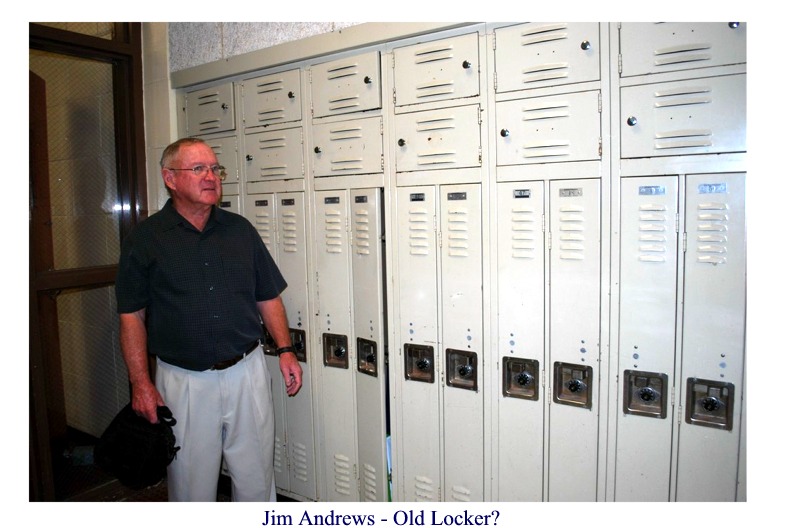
left=115, top=199, right=286, bottom=371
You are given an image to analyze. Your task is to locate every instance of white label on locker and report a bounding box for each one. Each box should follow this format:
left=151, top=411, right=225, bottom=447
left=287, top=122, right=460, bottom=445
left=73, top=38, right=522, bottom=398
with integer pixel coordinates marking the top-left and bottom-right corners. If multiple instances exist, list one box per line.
left=559, top=187, right=583, bottom=197
left=640, top=186, right=666, bottom=196
left=698, top=183, right=727, bottom=194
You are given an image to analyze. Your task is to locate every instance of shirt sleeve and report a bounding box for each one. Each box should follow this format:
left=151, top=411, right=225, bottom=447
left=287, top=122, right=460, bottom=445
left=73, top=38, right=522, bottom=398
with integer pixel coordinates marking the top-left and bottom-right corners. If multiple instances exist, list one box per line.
left=115, top=231, right=150, bottom=314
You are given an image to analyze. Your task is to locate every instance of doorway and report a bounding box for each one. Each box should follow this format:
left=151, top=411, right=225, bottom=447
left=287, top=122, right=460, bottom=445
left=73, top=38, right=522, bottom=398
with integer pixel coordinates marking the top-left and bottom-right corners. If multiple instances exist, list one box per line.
left=29, top=23, right=146, bottom=501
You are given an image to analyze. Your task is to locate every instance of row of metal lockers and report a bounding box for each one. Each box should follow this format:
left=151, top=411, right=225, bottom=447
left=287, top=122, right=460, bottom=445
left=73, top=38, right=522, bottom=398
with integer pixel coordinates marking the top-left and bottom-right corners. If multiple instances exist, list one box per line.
left=175, top=22, right=747, bottom=502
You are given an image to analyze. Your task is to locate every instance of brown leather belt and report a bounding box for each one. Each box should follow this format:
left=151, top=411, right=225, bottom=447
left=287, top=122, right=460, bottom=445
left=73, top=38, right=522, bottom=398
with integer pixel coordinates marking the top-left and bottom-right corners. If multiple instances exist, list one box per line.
left=210, top=341, right=260, bottom=371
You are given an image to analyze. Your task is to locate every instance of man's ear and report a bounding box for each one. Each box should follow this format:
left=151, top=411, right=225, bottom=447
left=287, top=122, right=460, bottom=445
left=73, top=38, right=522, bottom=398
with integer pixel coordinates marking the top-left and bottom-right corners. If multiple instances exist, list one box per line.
left=162, top=169, right=176, bottom=191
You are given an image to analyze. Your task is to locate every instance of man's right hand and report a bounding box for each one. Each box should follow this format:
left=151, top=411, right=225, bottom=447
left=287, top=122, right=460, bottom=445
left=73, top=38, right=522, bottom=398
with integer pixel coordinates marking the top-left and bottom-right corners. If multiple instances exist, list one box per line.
left=131, top=380, right=165, bottom=424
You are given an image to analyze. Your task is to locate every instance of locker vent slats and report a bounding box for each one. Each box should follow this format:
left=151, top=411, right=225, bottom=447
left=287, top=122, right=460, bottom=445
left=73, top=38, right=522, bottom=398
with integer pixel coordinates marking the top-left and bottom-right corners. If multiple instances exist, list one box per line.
left=408, top=207, right=431, bottom=256
left=510, top=206, right=538, bottom=259
left=323, top=209, right=344, bottom=254
left=637, top=204, right=669, bottom=262
left=292, top=441, right=310, bottom=483
left=333, top=454, right=353, bottom=495
left=694, top=201, right=730, bottom=265
left=558, top=205, right=586, bottom=260
left=354, top=209, right=371, bottom=256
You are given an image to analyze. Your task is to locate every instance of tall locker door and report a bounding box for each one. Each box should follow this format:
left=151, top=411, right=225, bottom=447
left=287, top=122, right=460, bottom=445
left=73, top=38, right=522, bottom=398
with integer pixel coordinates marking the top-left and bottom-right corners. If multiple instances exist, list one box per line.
left=350, top=188, right=388, bottom=502
left=314, top=190, right=358, bottom=501
left=675, top=173, right=745, bottom=501
left=243, top=194, right=289, bottom=489
left=615, top=176, right=679, bottom=501
left=547, top=179, right=601, bottom=501
left=440, top=183, right=484, bottom=502
left=396, top=186, right=441, bottom=501
left=496, top=181, right=545, bottom=501
left=276, top=192, right=318, bottom=500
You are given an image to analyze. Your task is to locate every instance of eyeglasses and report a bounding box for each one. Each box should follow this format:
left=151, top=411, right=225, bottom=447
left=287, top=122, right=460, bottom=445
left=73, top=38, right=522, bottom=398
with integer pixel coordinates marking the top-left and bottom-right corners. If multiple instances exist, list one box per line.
left=167, top=164, right=227, bottom=181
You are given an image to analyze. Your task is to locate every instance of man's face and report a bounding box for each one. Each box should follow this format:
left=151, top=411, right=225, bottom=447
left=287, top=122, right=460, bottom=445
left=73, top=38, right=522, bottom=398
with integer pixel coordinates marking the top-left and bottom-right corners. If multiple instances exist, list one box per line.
left=163, top=142, right=222, bottom=208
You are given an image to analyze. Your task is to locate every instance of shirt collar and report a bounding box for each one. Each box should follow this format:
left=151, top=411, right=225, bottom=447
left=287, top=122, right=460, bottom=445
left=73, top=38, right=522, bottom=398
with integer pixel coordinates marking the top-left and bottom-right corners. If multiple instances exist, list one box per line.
left=160, top=199, right=231, bottom=232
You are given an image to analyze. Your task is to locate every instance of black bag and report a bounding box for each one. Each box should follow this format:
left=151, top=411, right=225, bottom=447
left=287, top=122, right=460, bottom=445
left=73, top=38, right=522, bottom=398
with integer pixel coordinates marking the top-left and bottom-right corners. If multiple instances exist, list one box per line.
left=94, top=403, right=181, bottom=490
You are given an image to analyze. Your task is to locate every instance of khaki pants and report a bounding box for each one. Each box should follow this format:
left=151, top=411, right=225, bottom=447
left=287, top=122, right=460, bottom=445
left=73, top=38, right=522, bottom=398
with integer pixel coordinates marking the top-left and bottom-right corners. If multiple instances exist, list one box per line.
left=155, top=348, right=276, bottom=501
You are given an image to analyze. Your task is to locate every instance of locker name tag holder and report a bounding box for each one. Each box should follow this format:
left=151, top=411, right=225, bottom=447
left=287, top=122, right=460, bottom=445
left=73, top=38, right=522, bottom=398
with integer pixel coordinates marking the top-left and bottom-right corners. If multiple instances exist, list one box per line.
left=219, top=201, right=231, bottom=208
left=281, top=198, right=295, bottom=206
left=513, top=189, right=532, bottom=199
left=254, top=199, right=269, bottom=206
left=354, top=195, right=369, bottom=203
left=324, top=196, right=341, bottom=204
left=447, top=192, right=467, bottom=201
left=410, top=193, right=425, bottom=202
left=639, top=185, right=666, bottom=196
left=685, top=378, right=735, bottom=430
left=559, top=188, right=583, bottom=198
left=698, top=183, right=727, bottom=194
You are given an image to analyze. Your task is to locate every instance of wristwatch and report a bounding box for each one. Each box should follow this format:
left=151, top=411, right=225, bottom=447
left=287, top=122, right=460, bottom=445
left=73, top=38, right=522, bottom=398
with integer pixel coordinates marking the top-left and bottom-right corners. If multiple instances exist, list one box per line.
left=276, top=346, right=296, bottom=356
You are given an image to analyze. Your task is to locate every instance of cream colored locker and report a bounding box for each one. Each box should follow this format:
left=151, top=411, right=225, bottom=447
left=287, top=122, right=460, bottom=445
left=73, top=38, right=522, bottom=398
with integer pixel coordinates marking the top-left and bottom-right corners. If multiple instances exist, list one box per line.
left=185, top=81, right=235, bottom=135
left=615, top=176, right=679, bottom=501
left=440, top=183, right=484, bottom=502
left=394, top=104, right=481, bottom=173
left=243, top=194, right=288, bottom=490
left=350, top=188, right=389, bottom=502
left=311, top=51, right=382, bottom=118
left=393, top=32, right=480, bottom=107
left=494, top=22, right=600, bottom=93
left=547, top=178, right=600, bottom=501
left=274, top=193, right=317, bottom=501
left=396, top=186, right=441, bottom=501
left=620, top=74, right=746, bottom=159
left=244, top=127, right=304, bottom=182
left=244, top=193, right=318, bottom=501
left=312, top=116, right=383, bottom=178
left=496, top=91, right=601, bottom=166
left=240, top=69, right=301, bottom=128
left=619, top=22, right=746, bottom=78
left=315, top=190, right=358, bottom=501
left=675, top=172, right=745, bottom=501
left=496, top=181, right=545, bottom=501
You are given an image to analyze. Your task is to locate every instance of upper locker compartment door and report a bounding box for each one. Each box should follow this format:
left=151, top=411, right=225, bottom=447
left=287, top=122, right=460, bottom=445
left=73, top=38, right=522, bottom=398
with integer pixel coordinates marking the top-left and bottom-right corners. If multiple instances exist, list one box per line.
left=620, top=22, right=746, bottom=78
left=185, top=82, right=235, bottom=135
left=496, top=90, right=601, bottom=166
left=621, top=74, right=746, bottom=158
left=393, top=32, right=480, bottom=107
left=394, top=104, right=481, bottom=173
left=311, top=51, right=382, bottom=118
left=312, top=116, right=383, bottom=178
left=241, top=69, right=302, bottom=129
left=494, top=22, right=600, bottom=93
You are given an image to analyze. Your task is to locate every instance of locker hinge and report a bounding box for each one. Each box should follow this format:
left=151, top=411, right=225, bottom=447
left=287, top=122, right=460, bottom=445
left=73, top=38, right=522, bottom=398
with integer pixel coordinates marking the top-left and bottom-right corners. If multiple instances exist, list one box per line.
left=618, top=53, right=623, bottom=75
left=542, top=213, right=546, bottom=233
left=493, top=70, right=497, bottom=92
left=598, top=138, right=603, bottom=157
left=381, top=154, right=385, bottom=171
left=598, top=92, right=602, bottom=113
left=478, top=147, right=483, bottom=165
left=676, top=213, right=680, bottom=233
left=682, top=231, right=688, bottom=253
left=547, top=230, right=552, bottom=250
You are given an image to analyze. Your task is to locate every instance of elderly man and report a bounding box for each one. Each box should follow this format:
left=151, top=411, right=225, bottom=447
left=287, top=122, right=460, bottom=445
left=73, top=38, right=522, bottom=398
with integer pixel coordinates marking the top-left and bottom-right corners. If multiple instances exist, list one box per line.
left=115, top=137, right=302, bottom=501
